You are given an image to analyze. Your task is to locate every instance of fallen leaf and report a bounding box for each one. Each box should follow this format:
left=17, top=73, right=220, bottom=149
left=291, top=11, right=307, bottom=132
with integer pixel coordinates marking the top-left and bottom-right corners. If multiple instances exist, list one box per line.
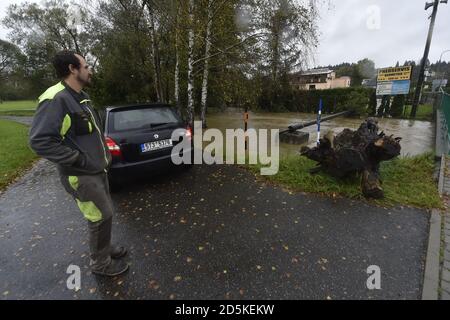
left=149, top=280, right=160, bottom=290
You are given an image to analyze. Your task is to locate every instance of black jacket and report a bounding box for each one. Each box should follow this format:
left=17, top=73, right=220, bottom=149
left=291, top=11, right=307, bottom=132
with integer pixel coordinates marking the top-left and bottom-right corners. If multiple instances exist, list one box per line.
left=29, top=81, right=111, bottom=176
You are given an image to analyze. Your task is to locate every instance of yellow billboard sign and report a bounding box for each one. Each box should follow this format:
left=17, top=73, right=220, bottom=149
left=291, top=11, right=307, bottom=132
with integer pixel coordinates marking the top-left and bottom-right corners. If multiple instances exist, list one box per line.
left=377, top=66, right=412, bottom=81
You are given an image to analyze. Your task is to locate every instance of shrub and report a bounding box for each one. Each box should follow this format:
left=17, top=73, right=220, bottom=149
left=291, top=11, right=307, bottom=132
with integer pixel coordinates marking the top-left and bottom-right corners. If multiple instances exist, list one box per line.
left=290, top=87, right=372, bottom=115
left=389, top=95, right=406, bottom=118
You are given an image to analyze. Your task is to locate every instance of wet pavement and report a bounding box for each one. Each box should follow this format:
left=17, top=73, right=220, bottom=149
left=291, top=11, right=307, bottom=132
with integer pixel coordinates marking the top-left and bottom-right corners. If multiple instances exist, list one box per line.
left=0, top=159, right=430, bottom=300
left=0, top=116, right=33, bottom=126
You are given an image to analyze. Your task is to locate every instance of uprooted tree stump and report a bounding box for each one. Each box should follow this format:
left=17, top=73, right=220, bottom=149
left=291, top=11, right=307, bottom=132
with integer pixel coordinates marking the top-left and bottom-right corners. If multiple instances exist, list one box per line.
left=300, top=118, right=402, bottom=199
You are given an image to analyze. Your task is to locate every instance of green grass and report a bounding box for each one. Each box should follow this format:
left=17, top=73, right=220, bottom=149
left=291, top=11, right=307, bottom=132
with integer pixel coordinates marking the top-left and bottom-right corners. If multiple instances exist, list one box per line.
left=403, top=104, right=433, bottom=121
left=0, top=100, right=37, bottom=111
left=0, top=119, right=38, bottom=190
left=248, top=152, right=442, bottom=209
left=0, top=100, right=37, bottom=117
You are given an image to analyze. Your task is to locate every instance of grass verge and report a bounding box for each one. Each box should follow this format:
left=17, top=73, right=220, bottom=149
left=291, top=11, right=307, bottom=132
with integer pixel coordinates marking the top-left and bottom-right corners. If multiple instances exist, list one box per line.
left=0, top=100, right=37, bottom=111
left=247, top=152, right=442, bottom=209
left=0, top=119, right=38, bottom=191
left=0, top=100, right=37, bottom=117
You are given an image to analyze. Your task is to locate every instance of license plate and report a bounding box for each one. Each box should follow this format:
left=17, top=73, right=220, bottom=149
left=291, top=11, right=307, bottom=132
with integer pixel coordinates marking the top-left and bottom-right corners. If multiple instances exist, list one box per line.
left=141, top=139, right=173, bottom=153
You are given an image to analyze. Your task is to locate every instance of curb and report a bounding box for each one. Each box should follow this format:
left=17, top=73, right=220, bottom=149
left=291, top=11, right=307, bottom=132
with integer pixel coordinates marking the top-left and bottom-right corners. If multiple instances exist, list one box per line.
left=422, top=209, right=442, bottom=300
left=422, top=156, right=445, bottom=300
left=438, top=154, right=445, bottom=195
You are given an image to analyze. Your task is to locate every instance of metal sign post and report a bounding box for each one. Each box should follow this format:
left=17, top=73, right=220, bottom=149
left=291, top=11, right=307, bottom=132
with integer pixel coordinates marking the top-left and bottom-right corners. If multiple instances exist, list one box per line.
left=244, top=107, right=249, bottom=150
left=317, top=99, right=322, bottom=146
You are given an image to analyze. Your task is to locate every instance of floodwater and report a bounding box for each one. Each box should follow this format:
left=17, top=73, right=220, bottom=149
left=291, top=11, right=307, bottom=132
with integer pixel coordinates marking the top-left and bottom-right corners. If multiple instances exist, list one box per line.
left=206, top=110, right=434, bottom=157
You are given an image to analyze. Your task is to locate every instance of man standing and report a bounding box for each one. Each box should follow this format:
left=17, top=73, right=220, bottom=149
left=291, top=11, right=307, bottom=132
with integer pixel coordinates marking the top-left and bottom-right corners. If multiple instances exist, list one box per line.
left=29, top=50, right=129, bottom=276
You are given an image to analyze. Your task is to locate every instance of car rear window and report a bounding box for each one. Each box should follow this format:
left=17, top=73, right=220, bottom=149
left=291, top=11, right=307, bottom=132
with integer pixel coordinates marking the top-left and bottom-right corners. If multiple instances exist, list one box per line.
left=109, top=107, right=180, bottom=132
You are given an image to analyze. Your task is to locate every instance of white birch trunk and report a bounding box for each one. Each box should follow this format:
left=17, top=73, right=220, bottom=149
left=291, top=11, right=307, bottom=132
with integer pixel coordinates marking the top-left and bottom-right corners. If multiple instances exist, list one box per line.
left=174, top=5, right=180, bottom=115
left=200, top=0, right=213, bottom=128
left=187, top=0, right=195, bottom=126
left=174, top=32, right=180, bottom=113
left=148, top=3, right=163, bottom=102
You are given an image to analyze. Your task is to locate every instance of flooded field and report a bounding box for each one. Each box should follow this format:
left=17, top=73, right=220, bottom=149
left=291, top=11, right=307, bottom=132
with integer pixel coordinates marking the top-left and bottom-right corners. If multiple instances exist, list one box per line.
left=206, top=111, right=434, bottom=157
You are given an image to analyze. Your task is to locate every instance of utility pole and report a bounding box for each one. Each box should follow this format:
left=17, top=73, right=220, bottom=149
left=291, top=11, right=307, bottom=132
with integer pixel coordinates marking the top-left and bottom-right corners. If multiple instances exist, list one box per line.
left=411, top=0, right=447, bottom=118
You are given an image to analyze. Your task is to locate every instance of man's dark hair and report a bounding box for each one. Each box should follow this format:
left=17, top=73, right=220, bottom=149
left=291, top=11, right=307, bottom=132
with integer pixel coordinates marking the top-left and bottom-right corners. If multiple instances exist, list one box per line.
left=52, top=50, right=81, bottom=79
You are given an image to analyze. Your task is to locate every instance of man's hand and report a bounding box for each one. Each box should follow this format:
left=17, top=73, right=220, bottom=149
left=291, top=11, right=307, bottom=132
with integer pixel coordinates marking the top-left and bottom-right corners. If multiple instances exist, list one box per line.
left=73, top=152, right=86, bottom=168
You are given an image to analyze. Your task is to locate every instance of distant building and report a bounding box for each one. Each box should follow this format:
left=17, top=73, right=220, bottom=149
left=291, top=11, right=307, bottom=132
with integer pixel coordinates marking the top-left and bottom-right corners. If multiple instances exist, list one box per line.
left=424, top=69, right=436, bottom=82
left=362, top=78, right=377, bottom=89
left=432, top=79, right=448, bottom=92
left=290, top=68, right=351, bottom=90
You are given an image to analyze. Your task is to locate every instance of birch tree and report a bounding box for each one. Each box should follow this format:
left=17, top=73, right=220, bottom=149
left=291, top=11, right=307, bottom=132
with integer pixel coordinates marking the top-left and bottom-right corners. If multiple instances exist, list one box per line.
left=174, top=3, right=181, bottom=114
left=145, top=1, right=164, bottom=102
left=2, top=0, right=323, bottom=112
left=200, top=0, right=213, bottom=128
left=187, top=0, right=195, bottom=127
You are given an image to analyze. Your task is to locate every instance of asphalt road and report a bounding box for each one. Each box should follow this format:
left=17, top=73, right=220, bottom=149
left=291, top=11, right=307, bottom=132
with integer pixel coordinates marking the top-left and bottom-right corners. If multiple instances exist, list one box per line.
left=0, top=159, right=429, bottom=300
left=0, top=116, right=34, bottom=126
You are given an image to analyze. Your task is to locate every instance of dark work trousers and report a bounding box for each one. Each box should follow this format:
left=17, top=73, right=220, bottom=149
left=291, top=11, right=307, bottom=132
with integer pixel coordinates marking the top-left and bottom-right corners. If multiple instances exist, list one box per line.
left=60, top=172, right=113, bottom=269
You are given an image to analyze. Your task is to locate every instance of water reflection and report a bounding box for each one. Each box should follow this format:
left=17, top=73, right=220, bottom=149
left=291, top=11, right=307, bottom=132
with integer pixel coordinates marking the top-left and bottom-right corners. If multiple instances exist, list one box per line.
left=206, top=111, right=434, bottom=157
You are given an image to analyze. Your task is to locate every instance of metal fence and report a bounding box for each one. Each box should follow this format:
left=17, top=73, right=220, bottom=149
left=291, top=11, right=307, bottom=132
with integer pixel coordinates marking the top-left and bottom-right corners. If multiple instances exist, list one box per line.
left=435, top=89, right=450, bottom=157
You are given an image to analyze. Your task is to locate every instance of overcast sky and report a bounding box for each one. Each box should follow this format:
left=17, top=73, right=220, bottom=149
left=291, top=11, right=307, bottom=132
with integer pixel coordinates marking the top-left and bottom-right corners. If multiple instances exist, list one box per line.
left=315, top=0, right=450, bottom=68
left=1, top=0, right=449, bottom=69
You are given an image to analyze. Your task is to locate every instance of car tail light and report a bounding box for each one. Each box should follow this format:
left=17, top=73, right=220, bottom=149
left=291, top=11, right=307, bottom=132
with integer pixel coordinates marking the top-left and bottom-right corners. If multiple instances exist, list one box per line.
left=105, top=136, right=122, bottom=158
left=185, top=127, right=192, bottom=139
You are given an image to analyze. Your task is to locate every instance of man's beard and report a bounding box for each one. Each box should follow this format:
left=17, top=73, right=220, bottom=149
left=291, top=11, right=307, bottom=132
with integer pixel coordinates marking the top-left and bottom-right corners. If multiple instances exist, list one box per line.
left=77, top=74, right=92, bottom=87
